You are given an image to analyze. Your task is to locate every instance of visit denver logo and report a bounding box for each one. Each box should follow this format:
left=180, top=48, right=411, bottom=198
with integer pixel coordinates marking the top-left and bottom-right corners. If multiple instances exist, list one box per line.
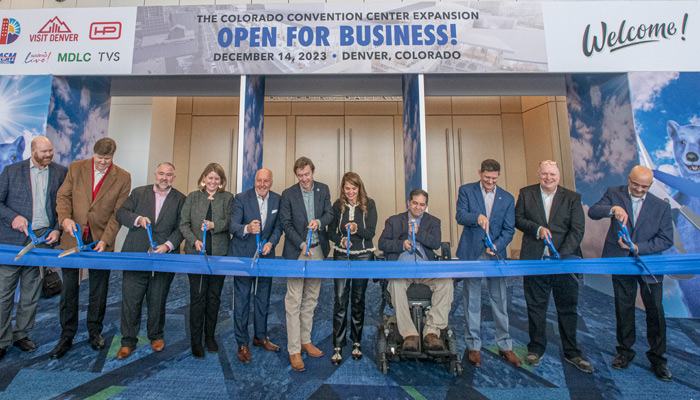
left=30, top=17, right=79, bottom=42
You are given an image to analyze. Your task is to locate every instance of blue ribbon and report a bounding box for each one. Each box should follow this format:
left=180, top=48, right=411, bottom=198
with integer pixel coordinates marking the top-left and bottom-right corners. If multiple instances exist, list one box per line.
left=146, top=222, right=158, bottom=251
left=653, top=169, right=700, bottom=197
left=4, top=244, right=700, bottom=278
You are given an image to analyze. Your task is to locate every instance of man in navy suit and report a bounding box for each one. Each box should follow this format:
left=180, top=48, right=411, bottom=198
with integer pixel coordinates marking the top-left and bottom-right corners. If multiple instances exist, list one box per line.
left=0, top=137, right=67, bottom=361
left=114, top=162, right=186, bottom=359
left=456, top=159, right=520, bottom=367
left=280, top=157, right=333, bottom=372
left=515, top=160, right=593, bottom=373
left=588, top=165, right=674, bottom=381
left=228, top=168, right=282, bottom=364
left=379, top=188, right=451, bottom=352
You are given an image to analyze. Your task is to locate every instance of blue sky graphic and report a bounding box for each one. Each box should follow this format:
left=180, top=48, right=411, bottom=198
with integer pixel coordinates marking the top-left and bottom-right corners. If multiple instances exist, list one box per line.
left=402, top=74, right=421, bottom=202
left=241, top=76, right=265, bottom=192
left=0, top=75, right=52, bottom=159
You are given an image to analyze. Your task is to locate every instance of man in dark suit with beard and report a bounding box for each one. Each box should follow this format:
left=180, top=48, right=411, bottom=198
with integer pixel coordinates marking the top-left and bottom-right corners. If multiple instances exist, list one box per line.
left=0, top=137, right=66, bottom=361
left=228, top=168, right=282, bottom=364
left=114, top=162, right=186, bottom=359
left=515, top=160, right=593, bottom=373
left=588, top=165, right=673, bottom=381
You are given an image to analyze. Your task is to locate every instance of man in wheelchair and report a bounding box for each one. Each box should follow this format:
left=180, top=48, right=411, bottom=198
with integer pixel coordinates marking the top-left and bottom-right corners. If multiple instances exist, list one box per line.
left=378, top=189, right=453, bottom=352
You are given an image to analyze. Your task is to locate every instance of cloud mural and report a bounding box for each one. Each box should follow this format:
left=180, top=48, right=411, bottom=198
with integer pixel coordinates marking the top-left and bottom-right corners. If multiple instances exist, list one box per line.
left=241, top=75, right=265, bottom=192
left=45, top=76, right=111, bottom=167
left=402, top=74, right=422, bottom=202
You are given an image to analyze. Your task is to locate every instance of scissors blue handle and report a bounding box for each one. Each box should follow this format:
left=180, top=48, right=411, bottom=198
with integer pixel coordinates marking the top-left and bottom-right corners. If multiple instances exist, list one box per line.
left=199, top=221, right=208, bottom=255
left=483, top=231, right=497, bottom=255
left=617, top=221, right=635, bottom=252
left=146, top=222, right=159, bottom=251
left=73, top=225, right=98, bottom=251
left=27, top=221, right=52, bottom=245
left=305, top=228, right=312, bottom=256
left=255, top=233, right=267, bottom=254
left=408, top=222, right=416, bottom=255
left=543, top=233, right=560, bottom=260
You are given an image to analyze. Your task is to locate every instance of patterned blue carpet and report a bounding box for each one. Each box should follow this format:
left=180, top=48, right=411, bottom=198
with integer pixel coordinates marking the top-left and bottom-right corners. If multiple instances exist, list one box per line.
left=1, top=272, right=699, bottom=399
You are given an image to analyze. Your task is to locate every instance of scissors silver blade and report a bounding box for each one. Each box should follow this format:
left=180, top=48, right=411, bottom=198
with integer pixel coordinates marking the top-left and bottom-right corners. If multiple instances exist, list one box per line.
left=15, top=243, right=35, bottom=261
left=58, top=247, right=81, bottom=258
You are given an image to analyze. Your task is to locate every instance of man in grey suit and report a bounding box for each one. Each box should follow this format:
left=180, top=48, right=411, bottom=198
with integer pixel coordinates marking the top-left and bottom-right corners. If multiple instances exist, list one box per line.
left=515, top=160, right=593, bottom=373
left=0, top=137, right=67, bottom=361
left=588, top=165, right=674, bottom=381
left=228, top=168, right=283, bottom=364
left=114, top=162, right=186, bottom=359
left=280, top=157, right=333, bottom=372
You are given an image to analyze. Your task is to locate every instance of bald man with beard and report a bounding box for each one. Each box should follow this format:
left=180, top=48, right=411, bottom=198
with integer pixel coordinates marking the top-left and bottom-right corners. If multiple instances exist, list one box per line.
left=588, top=165, right=674, bottom=382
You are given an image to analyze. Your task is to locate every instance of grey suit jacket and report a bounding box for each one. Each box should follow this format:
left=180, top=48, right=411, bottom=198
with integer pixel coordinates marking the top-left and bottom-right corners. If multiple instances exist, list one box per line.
left=0, top=159, right=67, bottom=246
left=279, top=181, right=333, bottom=259
left=180, top=189, right=233, bottom=256
left=116, top=185, right=186, bottom=253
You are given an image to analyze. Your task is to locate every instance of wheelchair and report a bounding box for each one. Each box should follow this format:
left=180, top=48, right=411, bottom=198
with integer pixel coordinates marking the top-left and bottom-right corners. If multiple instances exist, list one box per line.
left=375, top=243, right=463, bottom=376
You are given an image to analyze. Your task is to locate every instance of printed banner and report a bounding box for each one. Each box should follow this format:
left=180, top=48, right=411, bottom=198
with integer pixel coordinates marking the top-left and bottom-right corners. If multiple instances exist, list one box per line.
left=132, top=2, right=548, bottom=75
left=543, top=1, right=699, bottom=72
left=0, top=8, right=136, bottom=75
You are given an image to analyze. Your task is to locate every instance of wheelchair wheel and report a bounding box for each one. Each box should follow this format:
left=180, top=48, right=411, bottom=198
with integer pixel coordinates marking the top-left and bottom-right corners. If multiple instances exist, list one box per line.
left=380, top=357, right=388, bottom=374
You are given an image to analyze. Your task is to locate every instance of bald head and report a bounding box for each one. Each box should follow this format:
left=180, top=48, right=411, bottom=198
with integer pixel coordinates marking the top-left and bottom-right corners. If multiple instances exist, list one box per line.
left=628, top=165, right=653, bottom=198
left=30, top=136, right=54, bottom=168
left=255, top=168, right=273, bottom=199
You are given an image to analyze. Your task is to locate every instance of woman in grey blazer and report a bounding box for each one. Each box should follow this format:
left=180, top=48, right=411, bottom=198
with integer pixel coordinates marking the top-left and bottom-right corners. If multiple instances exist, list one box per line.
left=180, top=163, right=233, bottom=359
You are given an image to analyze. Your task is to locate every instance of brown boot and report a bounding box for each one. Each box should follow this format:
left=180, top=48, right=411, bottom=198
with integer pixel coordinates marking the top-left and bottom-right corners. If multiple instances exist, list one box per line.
left=290, top=353, right=305, bottom=371
left=423, top=333, right=445, bottom=351
left=402, top=335, right=419, bottom=352
left=301, top=342, right=324, bottom=357
left=499, top=350, right=522, bottom=367
left=151, top=339, right=164, bottom=352
left=238, top=345, right=251, bottom=363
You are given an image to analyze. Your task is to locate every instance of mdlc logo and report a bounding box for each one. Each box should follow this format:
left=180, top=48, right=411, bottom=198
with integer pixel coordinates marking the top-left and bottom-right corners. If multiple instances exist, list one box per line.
left=30, top=17, right=79, bottom=42
left=0, top=18, right=21, bottom=45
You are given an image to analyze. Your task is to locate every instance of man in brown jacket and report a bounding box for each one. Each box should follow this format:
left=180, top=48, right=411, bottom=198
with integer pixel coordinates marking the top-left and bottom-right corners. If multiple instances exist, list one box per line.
left=50, top=138, right=131, bottom=359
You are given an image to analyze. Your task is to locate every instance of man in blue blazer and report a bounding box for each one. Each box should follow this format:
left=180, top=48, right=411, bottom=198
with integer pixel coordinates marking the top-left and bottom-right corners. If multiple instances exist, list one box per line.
left=588, top=165, right=674, bottom=381
left=379, top=188, right=451, bottom=353
left=0, top=137, right=67, bottom=361
left=279, top=157, right=333, bottom=372
left=456, top=159, right=520, bottom=368
left=228, top=168, right=283, bottom=364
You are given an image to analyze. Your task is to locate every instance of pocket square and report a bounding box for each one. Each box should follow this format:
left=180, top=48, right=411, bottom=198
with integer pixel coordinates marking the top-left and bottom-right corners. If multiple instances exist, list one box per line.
left=271, top=209, right=278, bottom=214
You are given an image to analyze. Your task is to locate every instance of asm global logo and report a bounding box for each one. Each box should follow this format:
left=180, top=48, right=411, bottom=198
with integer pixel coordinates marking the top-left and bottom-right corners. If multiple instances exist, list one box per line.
left=0, top=52, right=17, bottom=64
left=30, top=17, right=79, bottom=42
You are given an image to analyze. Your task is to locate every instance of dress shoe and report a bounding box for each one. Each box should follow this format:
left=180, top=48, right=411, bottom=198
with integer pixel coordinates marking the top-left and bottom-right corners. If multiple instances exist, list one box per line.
left=524, top=352, right=543, bottom=367
left=499, top=350, right=522, bottom=367
left=402, top=335, right=419, bottom=352
left=331, top=347, right=342, bottom=365
left=611, top=353, right=631, bottom=370
left=205, top=337, right=218, bottom=353
left=50, top=338, right=73, bottom=359
left=351, top=343, right=362, bottom=360
left=151, top=339, right=164, bottom=352
left=89, top=333, right=105, bottom=351
left=652, top=363, right=672, bottom=382
left=301, top=342, right=323, bottom=357
left=468, top=350, right=482, bottom=367
left=13, top=338, right=37, bottom=352
left=290, top=353, right=305, bottom=371
left=423, top=333, right=445, bottom=351
left=565, top=356, right=595, bottom=373
left=116, top=346, right=136, bottom=360
left=0, top=347, right=6, bottom=361
left=191, top=342, right=205, bottom=359
left=253, top=337, right=280, bottom=352
left=238, top=345, right=251, bottom=363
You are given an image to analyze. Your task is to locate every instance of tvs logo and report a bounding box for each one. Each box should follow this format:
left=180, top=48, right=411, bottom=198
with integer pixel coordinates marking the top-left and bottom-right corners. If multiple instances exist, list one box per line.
left=0, top=52, right=17, bottom=64
left=0, top=18, right=21, bottom=45
left=90, top=22, right=121, bottom=40
left=30, top=17, right=78, bottom=42
left=24, top=51, right=51, bottom=64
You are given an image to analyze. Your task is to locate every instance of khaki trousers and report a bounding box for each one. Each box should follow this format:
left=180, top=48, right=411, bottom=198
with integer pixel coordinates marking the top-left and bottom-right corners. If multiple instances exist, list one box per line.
left=388, top=278, right=453, bottom=338
left=285, top=248, right=323, bottom=354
